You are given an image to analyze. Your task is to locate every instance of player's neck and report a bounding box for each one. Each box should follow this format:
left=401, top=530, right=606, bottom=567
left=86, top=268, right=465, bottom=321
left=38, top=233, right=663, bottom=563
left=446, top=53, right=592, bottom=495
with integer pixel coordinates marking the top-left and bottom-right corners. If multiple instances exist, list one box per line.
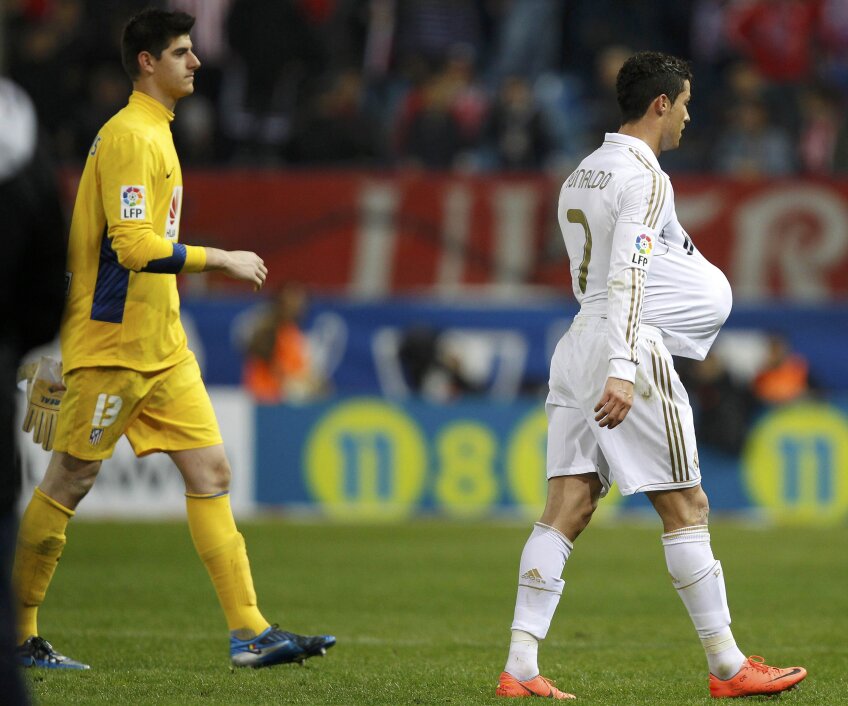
left=617, top=123, right=661, bottom=157
left=132, top=80, right=178, bottom=112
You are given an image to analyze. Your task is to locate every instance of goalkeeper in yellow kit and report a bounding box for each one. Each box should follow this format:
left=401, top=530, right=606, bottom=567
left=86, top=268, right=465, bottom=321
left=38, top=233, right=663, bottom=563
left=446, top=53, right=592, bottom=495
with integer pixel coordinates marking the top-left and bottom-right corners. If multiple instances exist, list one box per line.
left=14, top=8, right=334, bottom=670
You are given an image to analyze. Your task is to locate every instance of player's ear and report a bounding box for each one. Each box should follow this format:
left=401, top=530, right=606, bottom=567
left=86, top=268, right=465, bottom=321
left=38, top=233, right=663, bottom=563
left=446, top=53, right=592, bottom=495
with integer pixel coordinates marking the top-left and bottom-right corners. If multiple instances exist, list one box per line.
left=653, top=94, right=669, bottom=116
left=137, top=50, right=156, bottom=76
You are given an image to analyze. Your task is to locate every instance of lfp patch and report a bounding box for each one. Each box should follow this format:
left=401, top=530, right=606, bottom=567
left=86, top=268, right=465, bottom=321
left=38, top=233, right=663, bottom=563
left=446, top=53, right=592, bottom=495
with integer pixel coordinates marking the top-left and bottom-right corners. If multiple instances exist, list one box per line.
left=635, top=234, right=653, bottom=255
left=121, top=185, right=146, bottom=220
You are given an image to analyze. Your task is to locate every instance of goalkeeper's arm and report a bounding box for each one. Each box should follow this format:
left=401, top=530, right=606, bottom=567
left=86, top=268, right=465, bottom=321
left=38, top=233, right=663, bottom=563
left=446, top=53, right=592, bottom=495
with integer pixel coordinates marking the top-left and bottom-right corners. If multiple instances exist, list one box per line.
left=108, top=228, right=267, bottom=291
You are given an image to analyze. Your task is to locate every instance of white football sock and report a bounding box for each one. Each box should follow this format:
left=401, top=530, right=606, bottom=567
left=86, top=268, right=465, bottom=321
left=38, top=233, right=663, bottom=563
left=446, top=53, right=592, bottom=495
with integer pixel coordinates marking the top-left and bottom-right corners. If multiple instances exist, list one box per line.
left=505, top=630, right=539, bottom=682
left=505, top=522, right=572, bottom=680
left=662, top=525, right=746, bottom=679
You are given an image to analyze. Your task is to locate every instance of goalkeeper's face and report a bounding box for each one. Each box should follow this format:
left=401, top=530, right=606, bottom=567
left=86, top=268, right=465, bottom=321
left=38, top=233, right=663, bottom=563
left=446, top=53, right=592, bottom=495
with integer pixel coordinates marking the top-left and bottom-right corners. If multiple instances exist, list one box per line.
left=153, top=34, right=201, bottom=101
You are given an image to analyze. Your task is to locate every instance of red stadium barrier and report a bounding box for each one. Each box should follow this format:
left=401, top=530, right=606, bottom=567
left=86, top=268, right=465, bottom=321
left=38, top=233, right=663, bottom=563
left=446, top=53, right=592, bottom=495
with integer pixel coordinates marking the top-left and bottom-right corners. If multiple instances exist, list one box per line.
left=59, top=170, right=848, bottom=299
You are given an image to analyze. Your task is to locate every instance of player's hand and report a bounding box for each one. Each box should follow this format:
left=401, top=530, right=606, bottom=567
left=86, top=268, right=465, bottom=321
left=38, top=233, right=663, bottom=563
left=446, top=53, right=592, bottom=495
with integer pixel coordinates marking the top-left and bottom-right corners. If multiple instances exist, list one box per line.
left=594, top=377, right=634, bottom=429
left=21, top=356, right=66, bottom=451
left=223, top=250, right=268, bottom=291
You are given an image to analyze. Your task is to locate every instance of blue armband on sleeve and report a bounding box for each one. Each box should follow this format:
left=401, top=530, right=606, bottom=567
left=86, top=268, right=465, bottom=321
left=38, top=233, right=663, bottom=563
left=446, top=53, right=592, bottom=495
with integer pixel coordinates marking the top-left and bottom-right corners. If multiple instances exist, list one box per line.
left=141, top=243, right=187, bottom=273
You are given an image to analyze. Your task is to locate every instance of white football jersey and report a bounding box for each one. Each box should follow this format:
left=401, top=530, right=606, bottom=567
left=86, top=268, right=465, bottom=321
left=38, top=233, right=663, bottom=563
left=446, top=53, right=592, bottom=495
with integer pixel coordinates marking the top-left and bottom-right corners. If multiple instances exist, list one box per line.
left=558, top=133, right=732, bottom=382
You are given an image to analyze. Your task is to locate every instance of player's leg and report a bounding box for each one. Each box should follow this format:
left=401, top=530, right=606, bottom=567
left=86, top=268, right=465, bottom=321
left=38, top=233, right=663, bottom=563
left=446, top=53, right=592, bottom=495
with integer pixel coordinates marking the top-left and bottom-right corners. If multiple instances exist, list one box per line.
left=497, top=323, right=612, bottom=699
left=497, top=388, right=606, bottom=700
left=15, top=365, right=156, bottom=669
left=649, top=485, right=745, bottom=678
left=170, top=444, right=268, bottom=636
left=13, top=451, right=99, bottom=669
left=498, top=473, right=600, bottom=700
left=649, top=486, right=806, bottom=697
left=169, top=443, right=335, bottom=667
left=134, top=356, right=333, bottom=667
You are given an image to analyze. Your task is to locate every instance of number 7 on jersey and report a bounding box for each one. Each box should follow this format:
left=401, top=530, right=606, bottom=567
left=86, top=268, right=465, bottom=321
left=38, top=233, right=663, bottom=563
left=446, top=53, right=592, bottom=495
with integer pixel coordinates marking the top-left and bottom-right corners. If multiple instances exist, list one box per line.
left=567, top=208, right=592, bottom=294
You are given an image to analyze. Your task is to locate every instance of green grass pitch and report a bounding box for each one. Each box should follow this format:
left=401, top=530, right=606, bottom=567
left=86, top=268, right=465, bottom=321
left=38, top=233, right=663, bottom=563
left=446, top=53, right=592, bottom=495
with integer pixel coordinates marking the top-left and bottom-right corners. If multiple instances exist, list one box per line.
left=24, top=519, right=847, bottom=705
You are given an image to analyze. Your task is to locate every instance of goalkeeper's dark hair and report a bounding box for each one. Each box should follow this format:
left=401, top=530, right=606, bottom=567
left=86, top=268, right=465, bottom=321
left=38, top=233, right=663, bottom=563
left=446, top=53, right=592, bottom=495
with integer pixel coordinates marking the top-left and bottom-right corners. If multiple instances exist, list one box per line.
left=121, top=8, right=195, bottom=80
left=616, top=51, right=692, bottom=125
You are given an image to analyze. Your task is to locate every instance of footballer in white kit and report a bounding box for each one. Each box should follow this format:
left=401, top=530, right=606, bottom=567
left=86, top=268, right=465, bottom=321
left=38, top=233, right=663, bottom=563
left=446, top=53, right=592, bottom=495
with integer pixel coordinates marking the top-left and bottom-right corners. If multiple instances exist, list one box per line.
left=547, top=131, right=733, bottom=496
left=495, top=51, right=807, bottom=702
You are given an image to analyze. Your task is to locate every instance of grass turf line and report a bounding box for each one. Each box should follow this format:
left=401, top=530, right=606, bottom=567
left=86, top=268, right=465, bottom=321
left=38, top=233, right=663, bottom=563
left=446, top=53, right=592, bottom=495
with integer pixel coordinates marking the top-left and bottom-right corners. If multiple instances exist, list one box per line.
left=24, top=521, right=847, bottom=705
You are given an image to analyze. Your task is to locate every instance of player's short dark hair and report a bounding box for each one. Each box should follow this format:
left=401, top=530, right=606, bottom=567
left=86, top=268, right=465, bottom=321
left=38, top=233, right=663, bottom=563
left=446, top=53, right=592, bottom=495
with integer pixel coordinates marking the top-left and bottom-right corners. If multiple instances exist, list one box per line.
left=121, top=8, right=195, bottom=80
left=616, top=51, right=692, bottom=124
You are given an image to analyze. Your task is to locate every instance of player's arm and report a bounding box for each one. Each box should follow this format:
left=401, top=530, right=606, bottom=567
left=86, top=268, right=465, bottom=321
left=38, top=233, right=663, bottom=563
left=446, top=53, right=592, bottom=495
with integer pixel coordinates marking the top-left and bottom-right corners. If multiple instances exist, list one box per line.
left=596, top=171, right=665, bottom=429
left=202, top=248, right=267, bottom=290
left=98, top=133, right=266, bottom=286
left=98, top=132, right=193, bottom=272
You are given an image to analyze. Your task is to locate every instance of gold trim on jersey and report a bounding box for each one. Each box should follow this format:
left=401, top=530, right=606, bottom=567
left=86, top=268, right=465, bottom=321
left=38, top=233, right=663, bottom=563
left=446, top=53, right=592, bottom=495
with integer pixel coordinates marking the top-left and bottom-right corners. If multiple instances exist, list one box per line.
left=625, top=269, right=645, bottom=362
left=629, top=148, right=667, bottom=229
left=651, top=346, right=689, bottom=483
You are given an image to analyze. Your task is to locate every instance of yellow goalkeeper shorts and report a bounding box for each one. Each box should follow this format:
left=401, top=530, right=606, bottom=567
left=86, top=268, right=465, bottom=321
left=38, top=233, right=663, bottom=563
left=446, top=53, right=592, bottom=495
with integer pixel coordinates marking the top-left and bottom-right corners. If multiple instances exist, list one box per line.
left=53, top=353, right=223, bottom=461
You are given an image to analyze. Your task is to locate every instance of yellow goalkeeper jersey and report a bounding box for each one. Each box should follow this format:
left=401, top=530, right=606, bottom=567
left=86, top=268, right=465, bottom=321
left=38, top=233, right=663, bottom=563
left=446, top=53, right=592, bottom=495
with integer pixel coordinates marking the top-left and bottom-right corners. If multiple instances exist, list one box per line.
left=61, top=91, right=206, bottom=374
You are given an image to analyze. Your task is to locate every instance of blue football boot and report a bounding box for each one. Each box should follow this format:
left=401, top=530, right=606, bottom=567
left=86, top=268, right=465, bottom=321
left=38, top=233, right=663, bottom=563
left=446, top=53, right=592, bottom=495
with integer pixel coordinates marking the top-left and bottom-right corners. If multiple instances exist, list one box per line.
left=16, top=636, right=90, bottom=670
left=230, top=624, right=335, bottom=668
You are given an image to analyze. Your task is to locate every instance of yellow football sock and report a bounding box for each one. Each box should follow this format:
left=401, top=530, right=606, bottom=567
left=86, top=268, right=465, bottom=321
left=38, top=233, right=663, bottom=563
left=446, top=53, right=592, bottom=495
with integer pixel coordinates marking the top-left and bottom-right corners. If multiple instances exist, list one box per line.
left=185, top=492, right=269, bottom=637
left=12, top=487, right=74, bottom=643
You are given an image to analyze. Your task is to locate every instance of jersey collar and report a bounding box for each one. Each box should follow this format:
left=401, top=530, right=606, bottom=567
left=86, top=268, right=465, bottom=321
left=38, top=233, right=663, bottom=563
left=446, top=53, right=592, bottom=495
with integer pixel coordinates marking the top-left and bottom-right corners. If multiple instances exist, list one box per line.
left=603, top=132, right=662, bottom=171
left=128, top=90, right=175, bottom=123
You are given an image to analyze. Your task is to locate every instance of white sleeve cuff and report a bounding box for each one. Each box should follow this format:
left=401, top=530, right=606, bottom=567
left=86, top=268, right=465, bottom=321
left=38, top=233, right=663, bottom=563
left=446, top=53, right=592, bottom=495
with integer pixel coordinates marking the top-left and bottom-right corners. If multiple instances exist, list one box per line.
left=606, top=358, right=637, bottom=383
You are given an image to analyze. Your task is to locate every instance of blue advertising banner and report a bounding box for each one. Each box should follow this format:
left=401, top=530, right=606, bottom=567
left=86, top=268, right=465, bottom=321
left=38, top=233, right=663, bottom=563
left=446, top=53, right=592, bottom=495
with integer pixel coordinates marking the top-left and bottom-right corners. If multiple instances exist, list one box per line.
left=182, top=297, right=848, bottom=394
left=255, top=396, right=848, bottom=525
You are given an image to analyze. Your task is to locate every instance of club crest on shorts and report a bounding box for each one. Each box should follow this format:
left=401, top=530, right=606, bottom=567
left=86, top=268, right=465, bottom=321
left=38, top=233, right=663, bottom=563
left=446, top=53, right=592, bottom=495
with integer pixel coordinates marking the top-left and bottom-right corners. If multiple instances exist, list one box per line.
left=89, top=428, right=104, bottom=446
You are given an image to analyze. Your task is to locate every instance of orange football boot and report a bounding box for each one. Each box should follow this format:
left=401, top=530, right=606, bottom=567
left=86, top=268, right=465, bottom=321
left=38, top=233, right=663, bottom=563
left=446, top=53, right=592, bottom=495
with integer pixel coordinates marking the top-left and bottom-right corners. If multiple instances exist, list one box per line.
left=496, top=671, right=576, bottom=699
left=709, top=655, right=807, bottom=698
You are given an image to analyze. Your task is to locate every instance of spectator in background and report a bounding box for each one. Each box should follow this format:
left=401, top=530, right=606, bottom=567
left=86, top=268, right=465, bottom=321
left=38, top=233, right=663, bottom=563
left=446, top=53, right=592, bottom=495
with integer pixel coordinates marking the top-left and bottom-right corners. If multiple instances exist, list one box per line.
left=392, top=0, right=488, bottom=74
left=713, top=97, right=795, bottom=177
left=584, top=45, right=631, bottom=145
left=726, top=0, right=823, bottom=136
left=171, top=92, right=219, bottom=165
left=397, top=68, right=468, bottom=169
left=169, top=0, right=234, bottom=88
left=678, top=353, right=756, bottom=456
left=221, top=0, right=324, bottom=163
left=169, top=0, right=234, bottom=164
left=797, top=83, right=848, bottom=175
left=285, top=68, right=385, bottom=165
left=7, top=0, right=88, bottom=161
left=490, top=0, right=564, bottom=82
left=441, top=44, right=488, bottom=147
left=0, top=77, right=67, bottom=706
left=242, top=283, right=327, bottom=403
left=481, top=75, right=550, bottom=170
left=710, top=60, right=798, bottom=144
left=727, top=0, right=822, bottom=85
left=752, top=333, right=814, bottom=405
left=74, top=64, right=129, bottom=156
left=397, top=325, right=479, bottom=402
left=690, top=0, right=738, bottom=75
left=818, top=0, right=848, bottom=90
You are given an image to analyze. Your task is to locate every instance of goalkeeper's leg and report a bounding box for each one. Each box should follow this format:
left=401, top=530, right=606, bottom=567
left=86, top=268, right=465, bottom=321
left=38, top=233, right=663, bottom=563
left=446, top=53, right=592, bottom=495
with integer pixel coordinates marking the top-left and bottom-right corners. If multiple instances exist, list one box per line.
left=13, top=452, right=100, bottom=643
left=171, top=445, right=271, bottom=637
left=172, top=445, right=335, bottom=667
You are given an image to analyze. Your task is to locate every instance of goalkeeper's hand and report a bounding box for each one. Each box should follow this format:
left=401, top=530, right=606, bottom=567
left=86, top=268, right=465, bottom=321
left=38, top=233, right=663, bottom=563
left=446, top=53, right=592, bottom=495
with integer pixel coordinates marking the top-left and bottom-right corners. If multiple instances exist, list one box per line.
left=20, top=356, right=65, bottom=451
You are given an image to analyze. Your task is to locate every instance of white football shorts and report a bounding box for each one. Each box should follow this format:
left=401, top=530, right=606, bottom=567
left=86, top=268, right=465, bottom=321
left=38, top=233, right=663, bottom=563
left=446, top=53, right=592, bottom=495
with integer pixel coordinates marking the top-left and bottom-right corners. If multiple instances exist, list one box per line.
left=546, top=315, right=701, bottom=496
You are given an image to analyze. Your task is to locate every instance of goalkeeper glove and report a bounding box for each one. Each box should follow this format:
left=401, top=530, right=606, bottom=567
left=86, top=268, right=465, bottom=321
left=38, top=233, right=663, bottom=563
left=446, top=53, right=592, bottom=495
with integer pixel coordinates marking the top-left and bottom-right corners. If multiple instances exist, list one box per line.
left=21, top=356, right=65, bottom=451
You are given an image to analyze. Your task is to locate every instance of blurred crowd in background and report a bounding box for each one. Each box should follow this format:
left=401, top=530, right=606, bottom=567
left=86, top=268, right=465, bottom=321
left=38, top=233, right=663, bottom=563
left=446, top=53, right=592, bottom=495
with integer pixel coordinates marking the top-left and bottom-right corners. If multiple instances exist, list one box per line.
left=5, top=0, right=848, bottom=175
